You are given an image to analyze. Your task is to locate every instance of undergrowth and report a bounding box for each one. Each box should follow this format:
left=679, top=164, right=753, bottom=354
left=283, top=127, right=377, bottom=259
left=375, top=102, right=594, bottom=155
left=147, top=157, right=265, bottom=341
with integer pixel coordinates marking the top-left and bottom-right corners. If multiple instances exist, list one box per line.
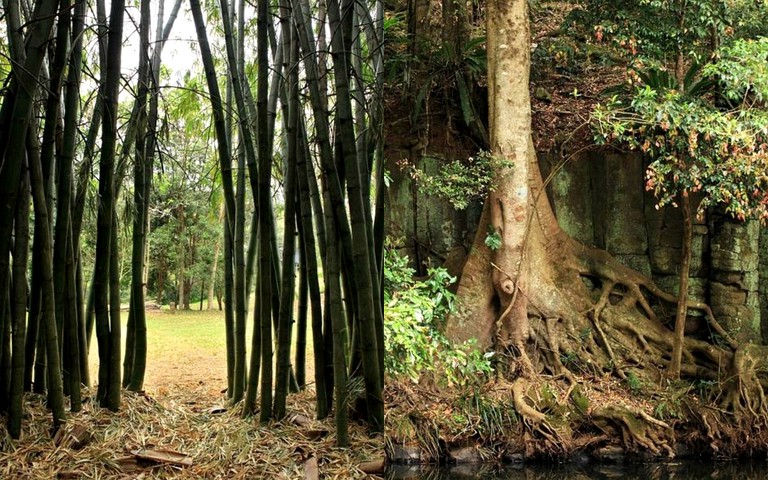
left=384, top=239, right=493, bottom=387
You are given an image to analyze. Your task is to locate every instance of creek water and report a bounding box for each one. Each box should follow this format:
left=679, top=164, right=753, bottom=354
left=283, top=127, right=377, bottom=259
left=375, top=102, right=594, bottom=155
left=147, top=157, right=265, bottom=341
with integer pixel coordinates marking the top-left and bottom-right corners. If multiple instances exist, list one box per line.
left=386, top=460, right=768, bottom=479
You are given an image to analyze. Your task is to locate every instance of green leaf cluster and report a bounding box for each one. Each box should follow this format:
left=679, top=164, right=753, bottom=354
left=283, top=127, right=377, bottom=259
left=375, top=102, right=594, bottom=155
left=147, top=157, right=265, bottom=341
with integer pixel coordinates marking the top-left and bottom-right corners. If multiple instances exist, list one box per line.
left=407, top=151, right=511, bottom=210
left=704, top=37, right=768, bottom=103
left=592, top=42, right=768, bottom=222
left=568, top=0, right=768, bottom=66
left=484, top=225, right=502, bottom=251
left=384, top=240, right=493, bottom=387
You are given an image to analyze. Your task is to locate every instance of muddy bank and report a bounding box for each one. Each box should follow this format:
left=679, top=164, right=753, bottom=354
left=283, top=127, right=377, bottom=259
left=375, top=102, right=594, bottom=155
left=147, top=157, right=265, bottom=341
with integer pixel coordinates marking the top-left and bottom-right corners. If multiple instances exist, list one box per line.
left=385, top=374, right=768, bottom=468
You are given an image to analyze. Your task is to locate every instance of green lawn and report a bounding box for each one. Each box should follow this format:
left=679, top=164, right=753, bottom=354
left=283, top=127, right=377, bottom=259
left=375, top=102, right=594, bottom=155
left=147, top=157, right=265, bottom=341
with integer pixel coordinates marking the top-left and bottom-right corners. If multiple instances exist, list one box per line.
left=87, top=304, right=315, bottom=396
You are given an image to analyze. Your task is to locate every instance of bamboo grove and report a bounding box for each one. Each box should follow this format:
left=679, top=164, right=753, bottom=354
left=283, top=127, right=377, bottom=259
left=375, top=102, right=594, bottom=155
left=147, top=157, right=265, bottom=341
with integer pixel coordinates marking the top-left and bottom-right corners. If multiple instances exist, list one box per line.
left=0, top=0, right=384, bottom=444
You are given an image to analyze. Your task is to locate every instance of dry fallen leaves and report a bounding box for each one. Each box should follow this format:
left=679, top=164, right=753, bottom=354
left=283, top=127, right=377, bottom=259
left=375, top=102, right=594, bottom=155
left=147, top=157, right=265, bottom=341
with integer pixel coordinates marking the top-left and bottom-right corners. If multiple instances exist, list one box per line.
left=0, top=386, right=382, bottom=479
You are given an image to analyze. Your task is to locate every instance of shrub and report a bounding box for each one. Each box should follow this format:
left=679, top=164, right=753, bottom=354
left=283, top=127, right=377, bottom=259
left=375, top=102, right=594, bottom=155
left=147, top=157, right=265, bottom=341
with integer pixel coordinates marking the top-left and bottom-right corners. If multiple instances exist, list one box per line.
left=384, top=240, right=493, bottom=386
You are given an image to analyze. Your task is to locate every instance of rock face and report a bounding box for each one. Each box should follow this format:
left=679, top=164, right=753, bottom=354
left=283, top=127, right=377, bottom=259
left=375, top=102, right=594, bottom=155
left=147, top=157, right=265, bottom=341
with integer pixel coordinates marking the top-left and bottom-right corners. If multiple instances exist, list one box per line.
left=384, top=153, right=483, bottom=279
left=709, top=215, right=760, bottom=342
left=543, top=152, right=763, bottom=341
left=388, top=149, right=767, bottom=340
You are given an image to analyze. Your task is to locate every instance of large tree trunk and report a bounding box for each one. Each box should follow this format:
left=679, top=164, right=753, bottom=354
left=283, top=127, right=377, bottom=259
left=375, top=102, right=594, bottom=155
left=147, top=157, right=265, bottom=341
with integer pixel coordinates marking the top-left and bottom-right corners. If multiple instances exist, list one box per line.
left=447, top=0, right=768, bottom=456
left=450, top=0, right=539, bottom=350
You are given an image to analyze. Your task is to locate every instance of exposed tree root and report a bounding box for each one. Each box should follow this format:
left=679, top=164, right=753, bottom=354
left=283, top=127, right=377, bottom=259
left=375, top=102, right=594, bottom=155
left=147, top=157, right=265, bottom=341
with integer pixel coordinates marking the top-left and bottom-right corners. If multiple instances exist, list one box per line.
left=592, top=406, right=674, bottom=457
left=511, top=378, right=567, bottom=457
left=479, top=231, right=768, bottom=457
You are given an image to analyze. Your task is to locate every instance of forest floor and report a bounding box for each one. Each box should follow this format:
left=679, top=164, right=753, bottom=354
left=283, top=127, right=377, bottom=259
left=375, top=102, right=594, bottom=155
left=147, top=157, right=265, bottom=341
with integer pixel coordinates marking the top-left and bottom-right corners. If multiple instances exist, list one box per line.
left=1, top=308, right=383, bottom=479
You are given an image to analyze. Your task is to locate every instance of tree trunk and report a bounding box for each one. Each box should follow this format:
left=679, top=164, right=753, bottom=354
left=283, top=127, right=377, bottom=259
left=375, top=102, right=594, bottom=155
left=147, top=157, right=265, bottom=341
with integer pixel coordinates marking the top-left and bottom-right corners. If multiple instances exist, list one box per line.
left=256, top=0, right=274, bottom=424
left=0, top=0, right=61, bottom=374
left=326, top=200, right=350, bottom=447
left=224, top=210, right=237, bottom=397
left=94, top=0, right=126, bottom=411
left=58, top=0, right=87, bottom=407
left=670, top=192, right=692, bottom=379
left=27, top=125, right=67, bottom=427
left=8, top=161, right=29, bottom=438
left=294, top=221, right=308, bottom=390
left=208, top=204, right=224, bottom=310
left=450, top=0, right=538, bottom=349
left=108, top=206, right=122, bottom=410
left=65, top=225, right=82, bottom=411
left=273, top=11, right=299, bottom=419
left=178, top=205, right=187, bottom=311
left=48, top=0, right=72, bottom=352
left=326, top=0, right=383, bottom=433
left=124, top=0, right=152, bottom=391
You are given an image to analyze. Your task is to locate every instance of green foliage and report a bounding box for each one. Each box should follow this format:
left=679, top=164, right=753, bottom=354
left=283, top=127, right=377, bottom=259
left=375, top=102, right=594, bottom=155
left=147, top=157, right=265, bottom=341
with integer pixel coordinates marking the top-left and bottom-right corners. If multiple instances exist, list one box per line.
left=0, top=38, right=9, bottom=80
left=570, top=387, right=590, bottom=414
left=406, top=151, right=510, bottom=210
left=704, top=37, right=768, bottom=103
left=625, top=371, right=644, bottom=395
left=484, top=225, right=502, bottom=251
left=580, top=0, right=768, bottom=241
left=384, top=240, right=493, bottom=387
left=568, top=0, right=768, bottom=66
left=144, top=82, right=222, bottom=305
left=653, top=399, right=683, bottom=420
left=694, top=378, right=718, bottom=397
left=560, top=351, right=579, bottom=367
left=456, top=391, right=518, bottom=438
left=593, top=52, right=768, bottom=222
left=579, top=327, right=592, bottom=341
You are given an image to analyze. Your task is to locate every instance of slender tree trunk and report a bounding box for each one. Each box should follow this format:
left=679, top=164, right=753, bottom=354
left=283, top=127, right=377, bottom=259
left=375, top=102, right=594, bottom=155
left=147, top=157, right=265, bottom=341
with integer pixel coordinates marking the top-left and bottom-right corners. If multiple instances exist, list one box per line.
left=326, top=0, right=383, bottom=432
left=24, top=242, right=41, bottom=392
left=178, top=205, right=188, bottom=311
left=1, top=302, right=10, bottom=414
left=670, top=192, right=692, bottom=379
left=94, top=0, right=126, bottom=411
left=225, top=210, right=236, bottom=397
left=58, top=0, right=87, bottom=404
left=8, top=162, right=29, bottom=438
left=208, top=204, right=224, bottom=310
left=0, top=0, right=61, bottom=375
left=273, top=14, right=299, bottom=419
left=108, top=206, right=122, bottom=409
left=124, top=0, right=152, bottom=391
left=295, top=208, right=308, bottom=390
left=48, top=0, right=72, bottom=352
left=256, top=0, right=274, bottom=423
left=327, top=216, right=350, bottom=447
left=65, top=225, right=82, bottom=411
left=27, top=126, right=67, bottom=427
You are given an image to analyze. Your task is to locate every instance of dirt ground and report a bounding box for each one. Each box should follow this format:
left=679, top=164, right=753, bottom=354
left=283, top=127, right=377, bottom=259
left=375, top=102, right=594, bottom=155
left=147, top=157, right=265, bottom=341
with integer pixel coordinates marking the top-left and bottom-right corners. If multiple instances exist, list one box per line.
left=2, top=309, right=381, bottom=479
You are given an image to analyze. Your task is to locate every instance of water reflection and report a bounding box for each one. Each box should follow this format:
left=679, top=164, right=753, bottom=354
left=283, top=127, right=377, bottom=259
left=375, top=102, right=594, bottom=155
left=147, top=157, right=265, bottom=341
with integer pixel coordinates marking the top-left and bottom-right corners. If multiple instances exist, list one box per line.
left=387, top=461, right=768, bottom=479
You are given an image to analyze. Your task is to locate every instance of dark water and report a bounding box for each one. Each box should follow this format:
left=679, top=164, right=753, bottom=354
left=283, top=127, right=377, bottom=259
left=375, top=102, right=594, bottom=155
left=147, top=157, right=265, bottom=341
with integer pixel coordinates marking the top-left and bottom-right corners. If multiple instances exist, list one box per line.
left=386, top=461, right=768, bottom=479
